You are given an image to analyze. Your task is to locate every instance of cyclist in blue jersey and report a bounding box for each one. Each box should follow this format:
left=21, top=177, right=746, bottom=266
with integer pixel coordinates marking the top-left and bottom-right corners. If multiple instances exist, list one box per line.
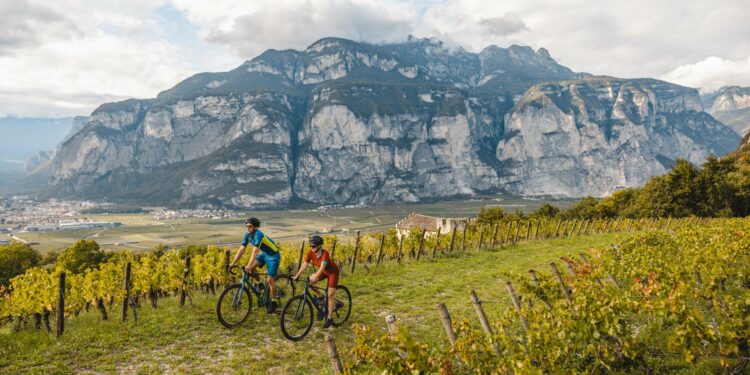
left=228, top=217, right=282, bottom=313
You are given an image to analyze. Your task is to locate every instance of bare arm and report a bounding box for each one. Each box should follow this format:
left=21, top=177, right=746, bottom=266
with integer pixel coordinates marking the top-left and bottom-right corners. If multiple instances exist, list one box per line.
left=310, top=264, right=326, bottom=282
left=229, top=245, right=246, bottom=268
left=245, top=247, right=260, bottom=268
left=293, top=262, right=309, bottom=280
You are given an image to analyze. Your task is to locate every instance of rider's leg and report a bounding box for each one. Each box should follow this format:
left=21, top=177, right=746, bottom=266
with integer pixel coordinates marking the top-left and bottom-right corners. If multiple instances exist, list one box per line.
left=266, top=252, right=281, bottom=300
left=326, top=287, right=336, bottom=319
left=246, top=259, right=260, bottom=280
left=267, top=275, right=276, bottom=299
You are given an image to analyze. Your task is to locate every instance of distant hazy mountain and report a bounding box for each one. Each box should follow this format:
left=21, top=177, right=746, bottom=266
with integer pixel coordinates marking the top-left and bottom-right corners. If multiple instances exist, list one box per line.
left=0, top=116, right=78, bottom=172
left=703, top=86, right=750, bottom=137
left=44, top=37, right=740, bottom=208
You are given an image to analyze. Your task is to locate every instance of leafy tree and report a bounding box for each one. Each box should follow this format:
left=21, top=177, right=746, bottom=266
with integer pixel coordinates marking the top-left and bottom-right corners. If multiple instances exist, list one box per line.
left=598, top=188, right=638, bottom=218
left=57, top=240, right=106, bottom=274
left=531, top=203, right=560, bottom=218
left=476, top=207, right=506, bottom=224
left=0, top=242, right=41, bottom=286
left=561, top=197, right=601, bottom=219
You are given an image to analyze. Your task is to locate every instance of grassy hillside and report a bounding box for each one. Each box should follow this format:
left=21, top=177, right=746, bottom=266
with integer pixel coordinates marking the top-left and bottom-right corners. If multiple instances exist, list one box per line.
left=0, top=234, right=619, bottom=374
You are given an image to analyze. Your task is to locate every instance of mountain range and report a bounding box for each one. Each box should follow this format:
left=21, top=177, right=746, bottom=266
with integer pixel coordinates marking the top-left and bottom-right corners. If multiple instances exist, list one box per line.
left=39, top=37, right=743, bottom=208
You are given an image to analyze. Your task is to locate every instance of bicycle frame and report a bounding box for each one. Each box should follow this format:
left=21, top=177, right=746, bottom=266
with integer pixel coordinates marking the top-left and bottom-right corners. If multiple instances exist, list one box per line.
left=294, top=281, right=327, bottom=319
left=232, top=270, right=271, bottom=308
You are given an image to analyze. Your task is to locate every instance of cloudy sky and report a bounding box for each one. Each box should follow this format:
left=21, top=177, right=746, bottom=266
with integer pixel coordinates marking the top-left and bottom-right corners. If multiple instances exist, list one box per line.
left=2, top=0, right=749, bottom=118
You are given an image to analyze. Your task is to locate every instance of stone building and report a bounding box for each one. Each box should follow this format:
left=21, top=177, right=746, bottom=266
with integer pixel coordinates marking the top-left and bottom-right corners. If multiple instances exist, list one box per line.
left=394, top=212, right=469, bottom=237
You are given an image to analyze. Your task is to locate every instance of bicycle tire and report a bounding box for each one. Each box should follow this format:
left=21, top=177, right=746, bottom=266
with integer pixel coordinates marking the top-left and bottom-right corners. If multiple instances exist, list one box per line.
left=274, top=274, right=296, bottom=304
left=331, top=285, right=352, bottom=327
left=280, top=295, right=313, bottom=341
left=216, top=283, right=253, bottom=328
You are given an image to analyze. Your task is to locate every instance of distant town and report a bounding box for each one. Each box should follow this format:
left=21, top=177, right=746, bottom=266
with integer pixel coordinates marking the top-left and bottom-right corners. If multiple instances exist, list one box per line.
left=0, top=195, right=246, bottom=235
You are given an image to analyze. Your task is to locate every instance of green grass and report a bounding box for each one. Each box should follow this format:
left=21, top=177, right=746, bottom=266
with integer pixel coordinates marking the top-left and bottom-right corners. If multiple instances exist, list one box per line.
left=0, top=233, right=618, bottom=374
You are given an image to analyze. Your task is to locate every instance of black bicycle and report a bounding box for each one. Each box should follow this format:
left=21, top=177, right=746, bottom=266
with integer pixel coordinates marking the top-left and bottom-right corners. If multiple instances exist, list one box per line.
left=280, top=278, right=352, bottom=341
left=216, top=266, right=295, bottom=328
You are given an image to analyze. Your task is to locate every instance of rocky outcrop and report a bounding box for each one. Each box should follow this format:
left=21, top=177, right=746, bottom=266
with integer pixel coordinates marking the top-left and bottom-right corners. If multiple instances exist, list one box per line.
left=45, top=37, right=740, bottom=208
left=496, top=78, right=739, bottom=197
left=706, top=86, right=750, bottom=136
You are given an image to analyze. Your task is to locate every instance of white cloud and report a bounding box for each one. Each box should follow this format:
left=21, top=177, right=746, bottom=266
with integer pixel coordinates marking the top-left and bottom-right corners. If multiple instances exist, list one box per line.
left=3, top=0, right=750, bottom=117
left=661, top=56, right=750, bottom=93
left=173, top=0, right=415, bottom=57
left=0, top=0, right=235, bottom=117
left=0, top=0, right=80, bottom=54
left=479, top=13, right=528, bottom=37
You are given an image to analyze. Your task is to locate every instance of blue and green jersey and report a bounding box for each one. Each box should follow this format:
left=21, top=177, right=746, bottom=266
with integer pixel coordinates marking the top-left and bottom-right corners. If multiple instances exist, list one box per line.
left=242, top=230, right=280, bottom=255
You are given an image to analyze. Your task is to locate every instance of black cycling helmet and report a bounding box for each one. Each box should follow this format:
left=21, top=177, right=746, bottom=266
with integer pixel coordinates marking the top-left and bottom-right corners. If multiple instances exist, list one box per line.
left=309, top=234, right=324, bottom=247
left=245, top=217, right=261, bottom=227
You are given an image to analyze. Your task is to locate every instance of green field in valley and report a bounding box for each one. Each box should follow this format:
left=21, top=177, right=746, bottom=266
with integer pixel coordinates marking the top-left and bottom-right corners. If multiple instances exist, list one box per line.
left=1, top=196, right=573, bottom=254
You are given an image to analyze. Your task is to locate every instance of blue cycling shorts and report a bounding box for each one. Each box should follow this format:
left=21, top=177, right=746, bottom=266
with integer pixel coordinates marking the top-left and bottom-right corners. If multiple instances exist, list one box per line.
left=255, top=251, right=280, bottom=277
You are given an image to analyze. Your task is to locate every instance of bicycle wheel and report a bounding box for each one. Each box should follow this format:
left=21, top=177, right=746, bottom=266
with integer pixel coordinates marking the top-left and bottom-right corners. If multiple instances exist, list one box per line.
left=280, top=295, right=313, bottom=341
left=217, top=283, right=253, bottom=328
left=331, top=285, right=352, bottom=327
left=273, top=274, right=295, bottom=303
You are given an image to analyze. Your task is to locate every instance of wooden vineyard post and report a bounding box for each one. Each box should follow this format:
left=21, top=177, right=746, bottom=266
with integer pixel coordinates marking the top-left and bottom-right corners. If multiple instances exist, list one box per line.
left=415, top=228, right=426, bottom=261
left=180, top=257, right=191, bottom=306
left=469, top=290, right=500, bottom=355
left=505, top=280, right=529, bottom=333
left=396, top=235, right=404, bottom=263
left=477, top=226, right=484, bottom=252
left=122, top=262, right=131, bottom=322
left=297, top=241, right=306, bottom=272
left=376, top=234, right=386, bottom=266
left=330, top=240, right=337, bottom=260
left=223, top=250, right=230, bottom=276
left=576, top=219, right=585, bottom=236
left=350, top=231, right=361, bottom=273
left=57, top=272, right=65, bottom=338
left=431, top=227, right=441, bottom=258
left=448, top=226, right=457, bottom=252
left=567, top=219, right=575, bottom=237
left=490, top=223, right=499, bottom=248
left=550, top=262, right=572, bottom=306
left=525, top=220, right=531, bottom=241
left=504, top=221, right=512, bottom=245
left=436, top=303, right=457, bottom=345
left=461, top=223, right=467, bottom=252
left=513, top=221, right=521, bottom=244
left=568, top=219, right=578, bottom=238
left=385, top=315, right=407, bottom=359
left=533, top=220, right=540, bottom=241
left=553, top=219, right=562, bottom=238
left=325, top=333, right=344, bottom=375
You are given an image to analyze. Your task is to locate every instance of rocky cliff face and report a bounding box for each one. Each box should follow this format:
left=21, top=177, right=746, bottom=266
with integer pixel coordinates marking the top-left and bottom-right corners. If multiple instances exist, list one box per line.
left=497, top=78, right=738, bottom=197
left=46, top=37, right=740, bottom=208
left=706, top=86, right=750, bottom=136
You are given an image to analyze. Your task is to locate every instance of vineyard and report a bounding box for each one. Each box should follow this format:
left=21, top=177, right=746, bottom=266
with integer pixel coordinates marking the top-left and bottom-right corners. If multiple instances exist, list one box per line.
left=347, top=219, right=750, bottom=374
left=0, top=216, right=694, bottom=331
left=0, top=216, right=745, bottom=373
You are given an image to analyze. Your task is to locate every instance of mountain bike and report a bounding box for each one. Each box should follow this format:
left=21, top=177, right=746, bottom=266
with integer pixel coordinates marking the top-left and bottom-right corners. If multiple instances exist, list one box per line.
left=279, top=278, right=352, bottom=341
left=216, top=266, right=295, bottom=328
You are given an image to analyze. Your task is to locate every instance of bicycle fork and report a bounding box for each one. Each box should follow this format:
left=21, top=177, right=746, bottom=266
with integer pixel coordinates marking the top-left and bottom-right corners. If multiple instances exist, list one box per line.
left=233, top=273, right=247, bottom=308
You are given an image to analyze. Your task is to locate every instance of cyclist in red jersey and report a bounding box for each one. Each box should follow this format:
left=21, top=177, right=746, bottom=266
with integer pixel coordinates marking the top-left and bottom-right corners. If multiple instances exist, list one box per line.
left=293, top=234, right=340, bottom=328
